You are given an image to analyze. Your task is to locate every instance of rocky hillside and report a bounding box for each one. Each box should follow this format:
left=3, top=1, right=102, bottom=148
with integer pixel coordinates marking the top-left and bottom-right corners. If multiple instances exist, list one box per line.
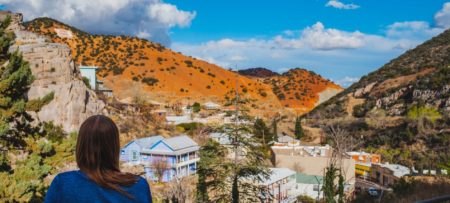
left=23, top=18, right=284, bottom=112
left=304, top=29, right=450, bottom=168
left=23, top=18, right=341, bottom=114
left=4, top=12, right=105, bottom=132
left=239, top=68, right=343, bottom=113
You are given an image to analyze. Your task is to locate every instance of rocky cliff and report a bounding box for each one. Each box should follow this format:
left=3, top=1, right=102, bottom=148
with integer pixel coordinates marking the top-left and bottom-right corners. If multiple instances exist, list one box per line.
left=6, top=13, right=104, bottom=133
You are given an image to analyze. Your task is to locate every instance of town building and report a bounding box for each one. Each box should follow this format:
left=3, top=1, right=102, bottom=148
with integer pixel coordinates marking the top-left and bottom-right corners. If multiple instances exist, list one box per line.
left=271, top=144, right=355, bottom=187
left=370, top=163, right=410, bottom=187
left=79, top=65, right=98, bottom=89
left=203, top=101, right=221, bottom=110
left=96, top=79, right=113, bottom=97
left=293, top=173, right=324, bottom=200
left=120, top=135, right=200, bottom=182
left=347, top=151, right=381, bottom=179
left=274, top=135, right=300, bottom=147
left=260, top=168, right=297, bottom=203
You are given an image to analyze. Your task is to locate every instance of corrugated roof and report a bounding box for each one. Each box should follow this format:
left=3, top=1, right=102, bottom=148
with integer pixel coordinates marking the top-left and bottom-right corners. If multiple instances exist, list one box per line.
left=278, top=135, right=296, bottom=143
left=161, top=135, right=198, bottom=151
left=133, top=135, right=164, bottom=149
left=261, top=168, right=296, bottom=185
left=296, top=173, right=323, bottom=184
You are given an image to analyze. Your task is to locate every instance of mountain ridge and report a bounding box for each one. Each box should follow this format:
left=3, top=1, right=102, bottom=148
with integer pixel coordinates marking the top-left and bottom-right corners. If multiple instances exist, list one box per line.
left=24, top=17, right=342, bottom=114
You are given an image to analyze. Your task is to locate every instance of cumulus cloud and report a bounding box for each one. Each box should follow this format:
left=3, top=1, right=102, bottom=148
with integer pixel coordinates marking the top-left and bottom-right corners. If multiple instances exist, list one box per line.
left=325, top=0, right=360, bottom=10
left=275, top=22, right=365, bottom=50
left=148, top=3, right=196, bottom=28
left=0, top=0, right=196, bottom=45
left=435, top=2, right=450, bottom=28
left=172, top=19, right=445, bottom=80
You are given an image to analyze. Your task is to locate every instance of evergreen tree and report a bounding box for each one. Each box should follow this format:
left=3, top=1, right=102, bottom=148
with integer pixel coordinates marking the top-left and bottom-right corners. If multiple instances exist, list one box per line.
left=323, top=164, right=345, bottom=203
left=0, top=16, right=72, bottom=202
left=195, top=139, right=228, bottom=202
left=253, top=118, right=272, bottom=146
left=196, top=118, right=270, bottom=202
left=294, top=116, right=304, bottom=140
left=272, top=119, right=278, bottom=142
left=0, top=16, right=35, bottom=147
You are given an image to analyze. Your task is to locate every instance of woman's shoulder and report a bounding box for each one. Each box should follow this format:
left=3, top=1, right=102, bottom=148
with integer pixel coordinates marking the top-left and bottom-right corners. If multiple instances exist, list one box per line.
left=134, top=176, right=150, bottom=188
left=53, top=170, right=85, bottom=182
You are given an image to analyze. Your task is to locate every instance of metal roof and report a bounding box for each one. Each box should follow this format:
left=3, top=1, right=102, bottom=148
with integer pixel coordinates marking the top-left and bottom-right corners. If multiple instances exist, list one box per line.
left=296, top=173, right=323, bottom=184
left=261, top=168, right=296, bottom=185
left=278, top=135, right=296, bottom=143
left=161, top=135, right=198, bottom=151
left=79, top=65, right=98, bottom=69
left=125, top=135, right=164, bottom=149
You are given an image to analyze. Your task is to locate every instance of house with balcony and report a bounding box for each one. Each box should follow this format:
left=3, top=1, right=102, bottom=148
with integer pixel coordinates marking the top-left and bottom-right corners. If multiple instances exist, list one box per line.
left=120, top=135, right=200, bottom=182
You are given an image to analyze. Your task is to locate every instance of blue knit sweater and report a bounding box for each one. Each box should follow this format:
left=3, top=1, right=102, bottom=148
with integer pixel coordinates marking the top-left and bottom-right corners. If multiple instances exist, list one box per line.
left=44, top=170, right=152, bottom=203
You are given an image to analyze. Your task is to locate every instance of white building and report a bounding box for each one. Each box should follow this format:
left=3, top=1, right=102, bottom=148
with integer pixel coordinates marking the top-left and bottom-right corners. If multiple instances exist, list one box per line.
left=203, top=102, right=221, bottom=110
left=260, top=168, right=297, bottom=203
left=79, top=65, right=98, bottom=89
left=293, top=173, right=324, bottom=200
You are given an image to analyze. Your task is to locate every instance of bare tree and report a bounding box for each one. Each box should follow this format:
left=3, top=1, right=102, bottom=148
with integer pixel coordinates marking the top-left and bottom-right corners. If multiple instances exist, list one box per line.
left=162, top=176, right=195, bottom=203
left=193, top=126, right=211, bottom=145
left=152, top=158, right=169, bottom=182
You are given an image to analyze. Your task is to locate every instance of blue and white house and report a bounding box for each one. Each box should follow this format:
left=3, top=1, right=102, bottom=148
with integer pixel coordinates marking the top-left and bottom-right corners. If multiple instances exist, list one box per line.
left=79, top=65, right=98, bottom=89
left=120, top=135, right=200, bottom=182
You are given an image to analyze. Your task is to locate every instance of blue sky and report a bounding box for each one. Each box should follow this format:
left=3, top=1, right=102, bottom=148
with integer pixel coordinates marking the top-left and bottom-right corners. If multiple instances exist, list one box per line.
left=2, top=0, right=450, bottom=86
left=167, top=0, right=446, bottom=42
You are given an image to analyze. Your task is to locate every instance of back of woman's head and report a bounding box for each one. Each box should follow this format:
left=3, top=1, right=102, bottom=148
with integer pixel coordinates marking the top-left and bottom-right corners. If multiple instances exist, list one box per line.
left=76, top=115, right=138, bottom=196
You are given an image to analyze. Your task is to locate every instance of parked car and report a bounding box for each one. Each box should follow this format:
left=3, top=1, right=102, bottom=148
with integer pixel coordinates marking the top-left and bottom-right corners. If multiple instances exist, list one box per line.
left=368, top=187, right=379, bottom=196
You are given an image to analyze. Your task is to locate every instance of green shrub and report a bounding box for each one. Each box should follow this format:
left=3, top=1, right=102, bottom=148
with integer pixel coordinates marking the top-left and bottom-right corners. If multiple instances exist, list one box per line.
left=141, top=77, right=159, bottom=86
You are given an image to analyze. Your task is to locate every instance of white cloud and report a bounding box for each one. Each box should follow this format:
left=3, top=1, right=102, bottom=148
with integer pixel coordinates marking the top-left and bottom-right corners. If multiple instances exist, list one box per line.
left=0, top=0, right=196, bottom=45
left=172, top=18, right=445, bottom=80
left=386, top=21, right=443, bottom=39
left=148, top=3, right=196, bottom=28
left=435, top=2, right=450, bottom=28
left=335, top=76, right=360, bottom=87
left=326, top=0, right=360, bottom=10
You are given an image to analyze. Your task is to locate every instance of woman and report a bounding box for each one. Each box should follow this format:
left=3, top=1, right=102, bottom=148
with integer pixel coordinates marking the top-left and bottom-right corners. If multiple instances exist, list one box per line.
left=45, top=115, right=152, bottom=203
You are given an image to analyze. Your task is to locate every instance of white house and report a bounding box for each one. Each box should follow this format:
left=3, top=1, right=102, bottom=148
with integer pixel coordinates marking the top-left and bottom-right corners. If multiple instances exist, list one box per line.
left=260, top=168, right=297, bottom=203
left=79, top=65, right=98, bottom=89
left=120, top=135, right=200, bottom=182
left=203, top=102, right=221, bottom=110
left=293, top=173, right=324, bottom=200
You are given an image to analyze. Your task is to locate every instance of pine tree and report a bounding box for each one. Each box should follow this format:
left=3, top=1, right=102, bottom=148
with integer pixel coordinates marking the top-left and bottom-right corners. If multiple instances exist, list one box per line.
left=0, top=15, right=70, bottom=202
left=253, top=118, right=272, bottom=146
left=294, top=116, right=303, bottom=140
left=0, top=16, right=35, bottom=148
left=195, top=139, right=228, bottom=202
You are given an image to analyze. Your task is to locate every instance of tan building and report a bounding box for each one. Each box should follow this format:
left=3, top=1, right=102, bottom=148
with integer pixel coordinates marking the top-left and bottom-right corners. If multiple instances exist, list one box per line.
left=271, top=144, right=356, bottom=185
left=370, top=163, right=410, bottom=187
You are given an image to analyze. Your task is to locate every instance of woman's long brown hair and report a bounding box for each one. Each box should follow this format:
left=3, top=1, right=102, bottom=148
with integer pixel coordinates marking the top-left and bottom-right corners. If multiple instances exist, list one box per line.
left=76, top=115, right=138, bottom=197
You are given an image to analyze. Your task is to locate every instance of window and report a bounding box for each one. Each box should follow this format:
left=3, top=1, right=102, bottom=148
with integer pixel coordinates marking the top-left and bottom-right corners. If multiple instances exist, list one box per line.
left=313, top=184, right=320, bottom=191
left=132, top=151, right=138, bottom=161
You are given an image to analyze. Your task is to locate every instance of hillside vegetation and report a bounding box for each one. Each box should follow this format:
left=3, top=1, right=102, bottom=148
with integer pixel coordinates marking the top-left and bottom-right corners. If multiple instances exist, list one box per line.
left=304, top=29, right=450, bottom=169
left=24, top=18, right=281, bottom=110
left=239, top=68, right=343, bottom=113
left=24, top=18, right=341, bottom=114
